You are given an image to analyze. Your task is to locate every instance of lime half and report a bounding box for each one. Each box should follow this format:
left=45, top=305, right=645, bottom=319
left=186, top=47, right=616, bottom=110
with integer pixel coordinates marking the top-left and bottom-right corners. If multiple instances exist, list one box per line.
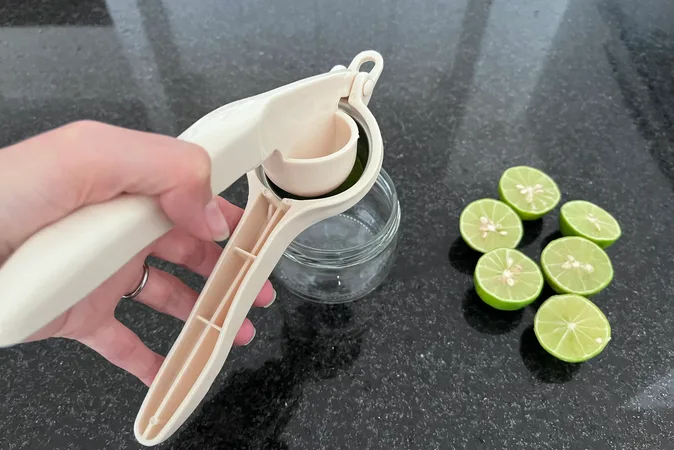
left=560, top=200, right=621, bottom=248
left=459, top=199, right=523, bottom=253
left=534, top=294, right=611, bottom=363
left=498, top=166, right=561, bottom=220
left=474, top=248, right=544, bottom=310
left=540, top=237, right=613, bottom=296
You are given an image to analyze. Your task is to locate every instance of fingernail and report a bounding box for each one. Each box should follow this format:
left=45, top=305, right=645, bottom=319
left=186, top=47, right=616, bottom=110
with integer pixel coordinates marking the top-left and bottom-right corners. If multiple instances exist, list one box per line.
left=243, top=327, right=256, bottom=346
left=263, top=289, right=277, bottom=308
left=204, top=197, right=230, bottom=241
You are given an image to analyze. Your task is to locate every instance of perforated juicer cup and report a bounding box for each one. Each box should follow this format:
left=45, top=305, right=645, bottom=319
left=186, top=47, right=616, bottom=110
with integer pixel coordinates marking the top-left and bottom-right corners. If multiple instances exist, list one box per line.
left=0, top=51, right=385, bottom=445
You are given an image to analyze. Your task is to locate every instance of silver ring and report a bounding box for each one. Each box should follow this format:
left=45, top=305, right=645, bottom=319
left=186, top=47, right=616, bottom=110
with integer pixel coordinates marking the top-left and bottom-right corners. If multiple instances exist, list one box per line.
left=122, top=262, right=150, bottom=299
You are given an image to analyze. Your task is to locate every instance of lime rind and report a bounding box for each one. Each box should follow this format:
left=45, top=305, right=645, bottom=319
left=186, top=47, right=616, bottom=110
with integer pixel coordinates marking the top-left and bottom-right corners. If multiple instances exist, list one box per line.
left=534, top=294, right=611, bottom=363
left=473, top=248, right=544, bottom=311
left=560, top=200, right=621, bottom=248
left=498, top=166, right=561, bottom=220
left=540, top=237, right=613, bottom=296
left=459, top=199, right=524, bottom=253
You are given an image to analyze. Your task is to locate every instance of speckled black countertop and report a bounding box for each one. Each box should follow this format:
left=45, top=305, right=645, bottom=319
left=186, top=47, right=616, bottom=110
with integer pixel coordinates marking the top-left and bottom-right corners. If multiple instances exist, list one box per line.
left=1, top=0, right=674, bottom=449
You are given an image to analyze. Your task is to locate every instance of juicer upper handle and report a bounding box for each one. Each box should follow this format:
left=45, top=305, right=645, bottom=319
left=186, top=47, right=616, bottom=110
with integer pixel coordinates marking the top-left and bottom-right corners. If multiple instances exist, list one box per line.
left=0, top=72, right=356, bottom=347
left=0, top=52, right=380, bottom=347
left=0, top=114, right=264, bottom=347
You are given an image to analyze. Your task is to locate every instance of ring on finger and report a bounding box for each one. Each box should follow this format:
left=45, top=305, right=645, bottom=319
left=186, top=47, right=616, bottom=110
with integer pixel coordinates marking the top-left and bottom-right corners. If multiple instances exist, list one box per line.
left=122, top=262, right=150, bottom=299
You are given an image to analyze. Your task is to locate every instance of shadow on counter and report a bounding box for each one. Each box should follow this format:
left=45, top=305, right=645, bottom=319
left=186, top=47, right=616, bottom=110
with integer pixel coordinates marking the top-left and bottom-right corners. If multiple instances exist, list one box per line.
left=449, top=219, right=546, bottom=335
left=462, top=288, right=523, bottom=335
left=448, top=237, right=481, bottom=275
left=540, top=230, right=562, bottom=253
left=520, top=218, right=544, bottom=247
left=170, top=300, right=368, bottom=450
left=519, top=325, right=580, bottom=383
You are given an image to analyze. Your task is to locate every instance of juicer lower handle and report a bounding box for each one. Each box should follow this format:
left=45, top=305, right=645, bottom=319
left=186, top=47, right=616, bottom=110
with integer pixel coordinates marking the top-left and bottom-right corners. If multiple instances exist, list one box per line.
left=134, top=190, right=296, bottom=446
left=0, top=194, right=174, bottom=346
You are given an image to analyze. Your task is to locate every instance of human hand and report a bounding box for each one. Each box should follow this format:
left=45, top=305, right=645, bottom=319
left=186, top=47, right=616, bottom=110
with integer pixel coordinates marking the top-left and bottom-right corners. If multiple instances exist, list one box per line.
left=0, top=121, right=275, bottom=386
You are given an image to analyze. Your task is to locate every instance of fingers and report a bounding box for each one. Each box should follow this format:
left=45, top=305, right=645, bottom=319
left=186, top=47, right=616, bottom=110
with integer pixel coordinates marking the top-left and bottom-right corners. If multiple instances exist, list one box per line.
left=77, top=318, right=164, bottom=386
left=131, top=264, right=274, bottom=325
left=131, top=266, right=263, bottom=346
left=1, top=121, right=225, bottom=249
left=199, top=196, right=245, bottom=242
left=134, top=267, right=198, bottom=322
left=77, top=311, right=253, bottom=386
left=150, top=226, right=277, bottom=307
left=254, top=280, right=277, bottom=308
left=151, top=228, right=224, bottom=278
left=150, top=199, right=243, bottom=276
left=213, top=196, right=245, bottom=231
left=233, top=318, right=256, bottom=346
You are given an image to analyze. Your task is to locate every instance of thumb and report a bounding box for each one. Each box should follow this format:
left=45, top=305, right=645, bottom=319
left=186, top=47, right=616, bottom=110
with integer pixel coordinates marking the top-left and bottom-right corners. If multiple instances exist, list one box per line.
left=0, top=121, right=230, bottom=254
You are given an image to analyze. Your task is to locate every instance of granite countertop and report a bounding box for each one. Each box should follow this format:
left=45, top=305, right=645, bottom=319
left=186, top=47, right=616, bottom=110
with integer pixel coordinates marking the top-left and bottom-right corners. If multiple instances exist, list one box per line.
left=1, top=0, right=674, bottom=449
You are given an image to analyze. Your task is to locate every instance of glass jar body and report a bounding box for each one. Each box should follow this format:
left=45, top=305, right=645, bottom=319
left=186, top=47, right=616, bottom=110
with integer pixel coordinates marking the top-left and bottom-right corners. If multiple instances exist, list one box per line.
left=272, top=168, right=400, bottom=304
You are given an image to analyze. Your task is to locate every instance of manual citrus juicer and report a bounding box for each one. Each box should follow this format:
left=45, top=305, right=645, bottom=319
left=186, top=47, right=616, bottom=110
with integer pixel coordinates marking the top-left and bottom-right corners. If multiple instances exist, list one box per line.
left=0, top=50, right=384, bottom=445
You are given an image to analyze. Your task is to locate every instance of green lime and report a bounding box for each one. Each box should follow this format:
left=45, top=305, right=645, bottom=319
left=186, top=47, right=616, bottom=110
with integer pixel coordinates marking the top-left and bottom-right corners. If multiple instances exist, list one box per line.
left=498, top=166, right=561, bottom=220
left=473, top=248, right=544, bottom=310
left=459, top=199, right=523, bottom=253
left=560, top=200, right=621, bottom=248
left=540, top=237, right=613, bottom=296
left=534, top=294, right=611, bottom=363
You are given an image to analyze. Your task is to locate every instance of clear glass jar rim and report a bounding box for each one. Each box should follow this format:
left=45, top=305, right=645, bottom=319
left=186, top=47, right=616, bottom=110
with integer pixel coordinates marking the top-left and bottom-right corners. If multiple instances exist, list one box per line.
left=285, top=167, right=400, bottom=261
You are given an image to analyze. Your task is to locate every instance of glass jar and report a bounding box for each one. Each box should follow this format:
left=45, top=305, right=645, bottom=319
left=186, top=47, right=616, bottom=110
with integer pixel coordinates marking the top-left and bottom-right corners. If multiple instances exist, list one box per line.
left=272, top=168, right=401, bottom=304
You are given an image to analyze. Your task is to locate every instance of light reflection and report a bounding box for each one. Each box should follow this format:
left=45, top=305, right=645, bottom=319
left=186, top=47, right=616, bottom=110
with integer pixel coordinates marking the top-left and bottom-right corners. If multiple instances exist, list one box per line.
left=626, top=370, right=674, bottom=410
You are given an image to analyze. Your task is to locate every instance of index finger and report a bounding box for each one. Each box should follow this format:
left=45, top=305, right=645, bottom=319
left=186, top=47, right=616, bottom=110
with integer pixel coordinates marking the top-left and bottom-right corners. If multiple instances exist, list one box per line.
left=1, top=121, right=217, bottom=252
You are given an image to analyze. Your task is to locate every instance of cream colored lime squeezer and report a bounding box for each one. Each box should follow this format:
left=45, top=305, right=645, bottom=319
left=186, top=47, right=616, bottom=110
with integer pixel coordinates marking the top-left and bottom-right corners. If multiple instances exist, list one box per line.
left=0, top=51, right=385, bottom=445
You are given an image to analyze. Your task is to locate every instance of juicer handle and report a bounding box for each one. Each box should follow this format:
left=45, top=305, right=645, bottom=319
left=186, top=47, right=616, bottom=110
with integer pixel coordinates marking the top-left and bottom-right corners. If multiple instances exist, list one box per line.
left=0, top=113, right=263, bottom=347
left=134, top=188, right=299, bottom=446
left=0, top=55, right=367, bottom=346
left=0, top=195, right=172, bottom=347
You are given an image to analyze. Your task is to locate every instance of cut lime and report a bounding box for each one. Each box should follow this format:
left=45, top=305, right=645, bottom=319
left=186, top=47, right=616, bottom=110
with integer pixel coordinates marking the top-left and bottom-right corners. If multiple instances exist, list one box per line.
left=560, top=200, right=621, bottom=248
left=534, top=294, right=611, bottom=363
left=498, top=166, right=561, bottom=220
left=540, top=237, right=613, bottom=296
left=474, top=248, right=544, bottom=310
left=459, top=199, right=523, bottom=253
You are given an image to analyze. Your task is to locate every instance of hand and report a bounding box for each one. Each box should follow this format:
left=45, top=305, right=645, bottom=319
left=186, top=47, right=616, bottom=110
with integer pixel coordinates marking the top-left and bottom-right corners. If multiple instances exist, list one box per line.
left=0, top=121, right=276, bottom=386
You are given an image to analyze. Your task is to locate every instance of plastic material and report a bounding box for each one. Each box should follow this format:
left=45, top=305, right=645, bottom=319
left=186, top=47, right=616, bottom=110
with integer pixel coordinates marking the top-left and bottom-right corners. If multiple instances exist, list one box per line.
left=0, top=50, right=385, bottom=446
left=263, top=108, right=358, bottom=197
left=0, top=52, right=375, bottom=347
left=134, top=53, right=385, bottom=446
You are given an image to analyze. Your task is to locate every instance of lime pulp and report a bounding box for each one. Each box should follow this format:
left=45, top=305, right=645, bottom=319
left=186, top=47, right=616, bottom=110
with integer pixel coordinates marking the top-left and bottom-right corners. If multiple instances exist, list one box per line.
left=540, top=237, right=613, bottom=296
left=498, top=166, right=561, bottom=220
left=474, top=248, right=544, bottom=310
left=459, top=199, right=523, bottom=253
left=534, top=294, right=611, bottom=363
left=560, top=200, right=621, bottom=248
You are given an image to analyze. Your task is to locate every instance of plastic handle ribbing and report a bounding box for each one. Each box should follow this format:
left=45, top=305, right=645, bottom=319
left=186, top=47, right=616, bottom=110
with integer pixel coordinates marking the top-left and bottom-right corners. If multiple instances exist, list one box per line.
left=134, top=188, right=296, bottom=446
